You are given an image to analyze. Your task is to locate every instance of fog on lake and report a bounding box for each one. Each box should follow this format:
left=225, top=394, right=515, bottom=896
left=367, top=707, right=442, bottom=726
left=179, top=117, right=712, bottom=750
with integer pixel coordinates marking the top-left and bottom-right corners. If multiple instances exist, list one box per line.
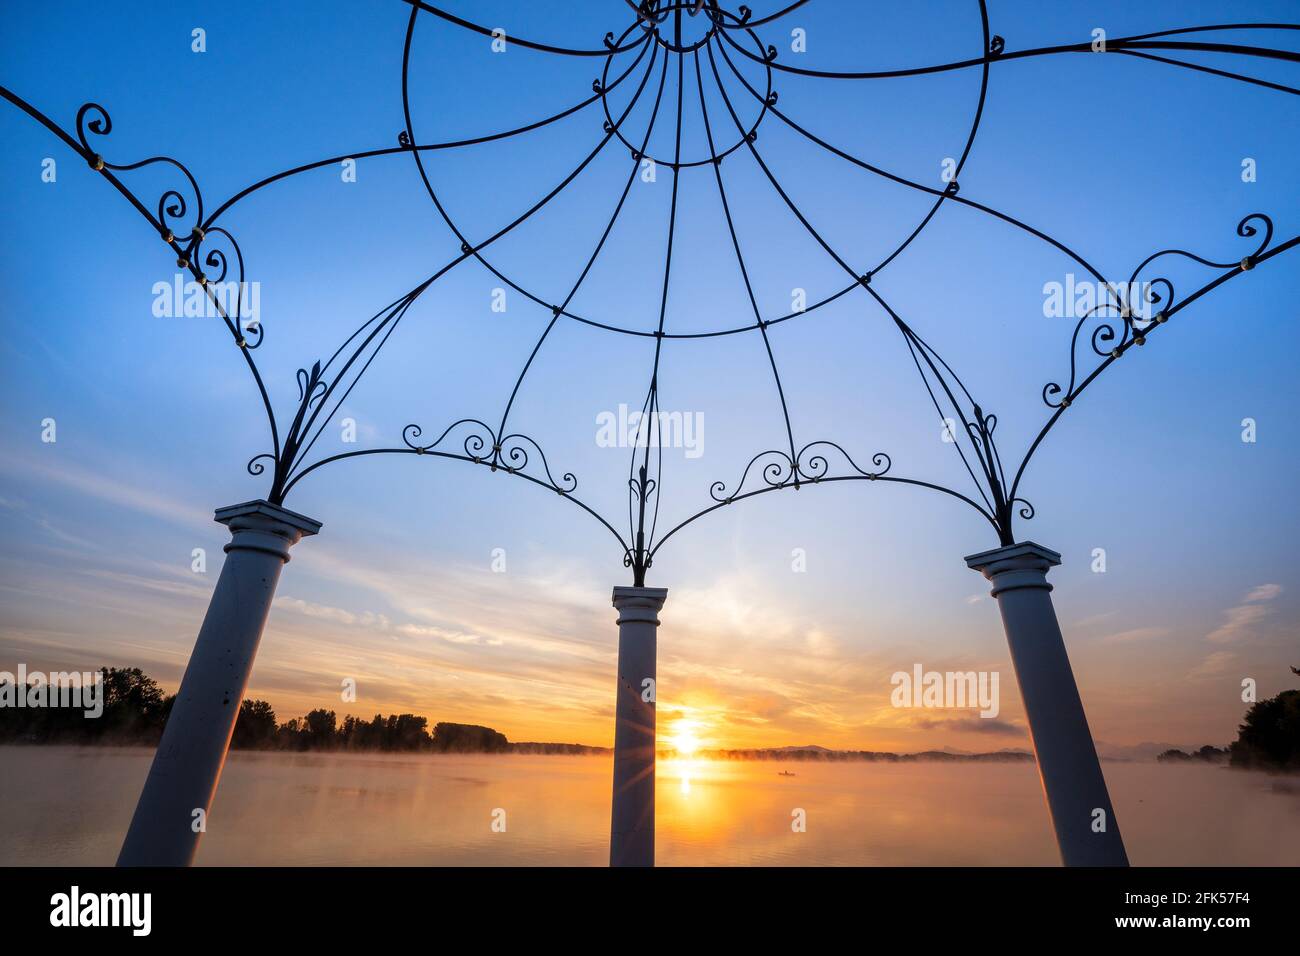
left=2, top=746, right=1297, bottom=865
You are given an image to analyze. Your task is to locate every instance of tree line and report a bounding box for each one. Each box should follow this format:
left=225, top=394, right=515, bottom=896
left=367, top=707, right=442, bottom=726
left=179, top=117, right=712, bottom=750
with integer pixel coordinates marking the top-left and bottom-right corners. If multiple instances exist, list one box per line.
left=1158, top=666, right=1299, bottom=771
left=3, top=664, right=1296, bottom=769
left=0, top=667, right=509, bottom=753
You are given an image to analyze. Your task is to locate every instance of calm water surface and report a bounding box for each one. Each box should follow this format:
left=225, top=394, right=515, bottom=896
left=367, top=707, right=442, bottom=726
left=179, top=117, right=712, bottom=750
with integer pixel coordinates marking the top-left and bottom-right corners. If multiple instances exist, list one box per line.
left=2, top=746, right=1297, bottom=865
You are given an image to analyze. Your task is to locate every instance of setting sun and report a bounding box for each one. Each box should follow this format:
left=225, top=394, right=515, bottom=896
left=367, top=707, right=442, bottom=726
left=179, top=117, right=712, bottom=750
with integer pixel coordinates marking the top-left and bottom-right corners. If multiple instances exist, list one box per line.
left=671, top=720, right=702, bottom=757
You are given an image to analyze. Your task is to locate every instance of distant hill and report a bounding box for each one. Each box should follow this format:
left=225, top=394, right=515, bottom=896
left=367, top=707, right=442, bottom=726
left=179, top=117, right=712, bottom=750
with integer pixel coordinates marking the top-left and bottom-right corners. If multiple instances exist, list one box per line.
left=1095, top=740, right=1188, bottom=762
left=686, top=746, right=1034, bottom=763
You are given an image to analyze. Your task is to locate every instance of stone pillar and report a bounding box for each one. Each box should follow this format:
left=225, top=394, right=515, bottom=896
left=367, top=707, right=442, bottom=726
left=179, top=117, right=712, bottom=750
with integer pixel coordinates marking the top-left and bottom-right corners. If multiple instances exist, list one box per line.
left=117, top=500, right=320, bottom=866
left=609, top=586, right=667, bottom=867
left=965, top=541, right=1128, bottom=866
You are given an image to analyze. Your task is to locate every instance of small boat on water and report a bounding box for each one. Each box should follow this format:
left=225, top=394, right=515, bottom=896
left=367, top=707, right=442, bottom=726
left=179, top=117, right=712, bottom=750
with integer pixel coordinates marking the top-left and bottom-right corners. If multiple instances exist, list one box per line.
left=778, top=771, right=796, bottom=777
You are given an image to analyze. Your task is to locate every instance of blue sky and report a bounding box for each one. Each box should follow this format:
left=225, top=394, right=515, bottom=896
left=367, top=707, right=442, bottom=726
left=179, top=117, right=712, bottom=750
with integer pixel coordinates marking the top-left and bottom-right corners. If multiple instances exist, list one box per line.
left=1, top=1, right=1298, bottom=752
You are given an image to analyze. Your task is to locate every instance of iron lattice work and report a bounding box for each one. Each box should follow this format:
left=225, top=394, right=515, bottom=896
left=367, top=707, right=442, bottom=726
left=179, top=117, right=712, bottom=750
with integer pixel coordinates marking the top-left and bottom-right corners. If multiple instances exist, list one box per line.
left=3, top=1, right=1298, bottom=585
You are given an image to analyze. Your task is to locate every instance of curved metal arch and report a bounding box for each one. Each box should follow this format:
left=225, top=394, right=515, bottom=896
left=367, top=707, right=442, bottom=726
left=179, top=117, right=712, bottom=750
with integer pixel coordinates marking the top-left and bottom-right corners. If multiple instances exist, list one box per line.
left=202, top=26, right=661, bottom=231
left=698, top=27, right=1009, bottom=518
left=397, top=9, right=659, bottom=338
left=280, top=427, right=635, bottom=561
left=721, top=2, right=813, bottom=31
left=603, top=3, right=773, bottom=170
left=709, top=26, right=1112, bottom=286
left=492, top=35, right=675, bottom=444
left=649, top=471, right=1002, bottom=564
left=400, top=0, right=648, bottom=57
left=716, top=19, right=1300, bottom=86
left=691, top=43, right=797, bottom=468
left=376, top=0, right=994, bottom=343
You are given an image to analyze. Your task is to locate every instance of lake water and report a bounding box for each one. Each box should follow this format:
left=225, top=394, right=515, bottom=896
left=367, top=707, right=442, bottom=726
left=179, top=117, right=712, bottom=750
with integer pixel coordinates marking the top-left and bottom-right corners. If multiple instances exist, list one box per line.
left=2, top=746, right=1297, bottom=866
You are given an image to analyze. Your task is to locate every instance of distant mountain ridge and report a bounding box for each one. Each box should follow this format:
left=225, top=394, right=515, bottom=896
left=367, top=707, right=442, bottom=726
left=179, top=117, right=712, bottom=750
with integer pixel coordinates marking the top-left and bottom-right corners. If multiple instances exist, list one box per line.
left=690, top=746, right=1034, bottom=763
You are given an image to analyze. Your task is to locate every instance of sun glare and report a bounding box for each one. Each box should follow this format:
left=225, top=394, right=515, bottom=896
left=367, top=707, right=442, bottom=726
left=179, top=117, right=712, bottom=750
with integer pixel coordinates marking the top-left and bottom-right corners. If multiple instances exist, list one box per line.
left=671, top=720, right=701, bottom=757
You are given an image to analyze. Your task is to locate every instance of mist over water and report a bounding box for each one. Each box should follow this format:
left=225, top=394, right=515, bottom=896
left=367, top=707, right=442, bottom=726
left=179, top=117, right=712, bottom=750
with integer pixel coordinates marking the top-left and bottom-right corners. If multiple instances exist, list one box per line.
left=2, top=747, right=1296, bottom=866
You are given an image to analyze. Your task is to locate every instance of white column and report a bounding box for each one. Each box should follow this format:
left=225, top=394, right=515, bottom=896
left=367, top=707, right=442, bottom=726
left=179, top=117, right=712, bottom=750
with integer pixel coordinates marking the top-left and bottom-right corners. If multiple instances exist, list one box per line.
left=965, top=541, right=1128, bottom=866
left=609, top=585, right=667, bottom=867
left=117, top=500, right=320, bottom=867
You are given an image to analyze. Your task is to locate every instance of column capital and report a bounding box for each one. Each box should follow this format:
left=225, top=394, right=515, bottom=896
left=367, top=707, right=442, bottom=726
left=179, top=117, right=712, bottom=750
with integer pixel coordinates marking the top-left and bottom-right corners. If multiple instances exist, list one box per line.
left=612, top=586, right=668, bottom=625
left=965, top=540, right=1061, bottom=597
left=216, top=499, right=322, bottom=563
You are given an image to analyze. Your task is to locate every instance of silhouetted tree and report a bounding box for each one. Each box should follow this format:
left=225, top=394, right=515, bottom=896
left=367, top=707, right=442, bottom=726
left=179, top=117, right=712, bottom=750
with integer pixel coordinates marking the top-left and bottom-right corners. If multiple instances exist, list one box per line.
left=0, top=666, right=171, bottom=743
left=301, top=708, right=337, bottom=750
left=98, top=667, right=168, bottom=740
left=3, top=665, right=516, bottom=755
left=432, top=722, right=509, bottom=753
left=1157, top=745, right=1228, bottom=764
left=1229, top=666, right=1300, bottom=772
left=232, top=699, right=277, bottom=749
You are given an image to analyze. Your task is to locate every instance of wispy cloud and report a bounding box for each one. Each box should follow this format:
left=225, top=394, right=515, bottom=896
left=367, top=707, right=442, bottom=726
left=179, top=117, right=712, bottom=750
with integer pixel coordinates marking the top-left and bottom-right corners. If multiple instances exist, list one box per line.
left=0, top=453, right=209, bottom=531
left=1206, top=584, right=1282, bottom=644
left=274, top=596, right=391, bottom=629
left=1188, top=650, right=1236, bottom=679
left=1100, top=626, right=1170, bottom=645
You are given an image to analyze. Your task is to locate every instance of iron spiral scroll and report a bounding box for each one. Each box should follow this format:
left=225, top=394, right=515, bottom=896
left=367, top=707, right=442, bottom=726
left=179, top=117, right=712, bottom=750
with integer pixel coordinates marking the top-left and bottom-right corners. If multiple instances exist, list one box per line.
left=1041, top=213, right=1279, bottom=412
left=1, top=3, right=1298, bottom=582
left=74, top=103, right=263, bottom=351
left=709, top=443, right=893, bottom=504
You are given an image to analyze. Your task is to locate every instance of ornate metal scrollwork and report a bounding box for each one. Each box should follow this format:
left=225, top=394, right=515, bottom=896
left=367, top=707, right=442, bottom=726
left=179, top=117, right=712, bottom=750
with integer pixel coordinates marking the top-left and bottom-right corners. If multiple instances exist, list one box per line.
left=710, top=441, right=892, bottom=504
left=74, top=101, right=263, bottom=353
left=401, top=420, right=578, bottom=494
left=1041, top=213, right=1278, bottom=411
left=76, top=103, right=204, bottom=245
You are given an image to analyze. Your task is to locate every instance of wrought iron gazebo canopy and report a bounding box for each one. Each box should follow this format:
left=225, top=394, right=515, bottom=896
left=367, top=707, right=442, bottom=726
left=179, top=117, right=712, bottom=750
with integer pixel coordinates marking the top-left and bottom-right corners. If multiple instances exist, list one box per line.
left=1, top=0, right=1297, bottom=586
left=5, top=0, right=1298, bottom=872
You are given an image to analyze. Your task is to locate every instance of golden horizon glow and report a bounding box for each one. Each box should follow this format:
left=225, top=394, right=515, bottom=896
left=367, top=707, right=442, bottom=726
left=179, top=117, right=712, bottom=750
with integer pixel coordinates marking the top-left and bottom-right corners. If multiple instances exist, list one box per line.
left=9, top=494, right=1285, bottom=757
